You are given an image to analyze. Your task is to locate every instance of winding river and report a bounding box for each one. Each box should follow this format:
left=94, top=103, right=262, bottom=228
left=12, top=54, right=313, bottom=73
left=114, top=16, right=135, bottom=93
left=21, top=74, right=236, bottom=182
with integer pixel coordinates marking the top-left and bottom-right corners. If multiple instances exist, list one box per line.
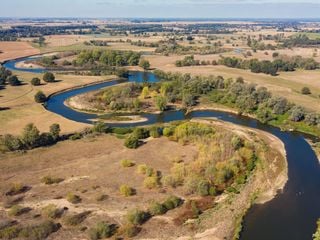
left=4, top=57, right=320, bottom=240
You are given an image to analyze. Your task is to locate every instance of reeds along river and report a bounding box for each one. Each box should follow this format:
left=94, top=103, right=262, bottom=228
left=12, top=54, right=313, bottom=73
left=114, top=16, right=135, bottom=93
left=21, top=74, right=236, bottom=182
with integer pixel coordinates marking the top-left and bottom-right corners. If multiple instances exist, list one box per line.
left=4, top=57, right=320, bottom=240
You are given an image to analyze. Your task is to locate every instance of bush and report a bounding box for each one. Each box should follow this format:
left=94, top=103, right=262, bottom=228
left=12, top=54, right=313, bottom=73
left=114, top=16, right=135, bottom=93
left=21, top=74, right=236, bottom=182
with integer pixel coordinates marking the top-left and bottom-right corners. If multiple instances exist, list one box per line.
left=143, top=176, right=160, bottom=189
left=111, top=127, right=133, bottom=135
left=120, top=185, right=135, bottom=197
left=92, top=122, right=109, bottom=133
left=41, top=176, right=64, bottom=185
left=88, top=221, right=117, bottom=240
left=63, top=211, right=90, bottom=226
left=132, top=128, right=150, bottom=139
left=124, top=135, right=140, bottom=149
left=149, top=202, right=167, bottom=216
left=126, top=209, right=150, bottom=225
left=290, top=106, right=305, bottom=122
left=31, top=77, right=41, bottom=86
left=66, top=193, right=81, bottom=204
left=2, top=134, right=23, bottom=151
left=43, top=72, right=55, bottom=82
left=8, top=205, right=28, bottom=216
left=231, top=136, right=244, bottom=150
left=121, top=224, right=141, bottom=238
left=18, top=221, right=60, bottom=240
left=0, top=225, right=20, bottom=239
left=163, top=196, right=183, bottom=210
left=7, top=76, right=21, bottom=86
left=301, top=87, right=311, bottom=95
left=149, top=127, right=162, bottom=138
left=6, top=183, right=27, bottom=196
left=41, top=204, right=62, bottom=219
left=34, top=91, right=47, bottom=103
left=121, top=159, right=135, bottom=168
left=137, top=164, right=148, bottom=175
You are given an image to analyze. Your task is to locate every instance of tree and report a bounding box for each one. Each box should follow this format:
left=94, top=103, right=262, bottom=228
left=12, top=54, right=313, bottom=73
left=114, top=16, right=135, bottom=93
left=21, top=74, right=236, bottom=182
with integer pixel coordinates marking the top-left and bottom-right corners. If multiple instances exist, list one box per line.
left=139, top=59, right=150, bottom=70
left=49, top=124, right=61, bottom=140
left=34, top=91, right=47, bottom=103
left=43, top=72, right=55, bottom=83
left=301, top=87, right=311, bottom=95
left=155, top=95, right=167, bottom=111
left=124, top=135, right=140, bottom=149
left=7, top=75, right=21, bottom=86
left=290, top=106, right=305, bottom=122
left=21, top=123, right=40, bottom=149
left=31, top=77, right=41, bottom=86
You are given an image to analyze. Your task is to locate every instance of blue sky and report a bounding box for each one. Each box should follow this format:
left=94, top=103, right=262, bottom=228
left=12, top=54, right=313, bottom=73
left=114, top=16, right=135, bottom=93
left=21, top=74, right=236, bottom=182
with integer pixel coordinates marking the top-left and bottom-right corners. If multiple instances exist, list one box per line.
left=1, top=0, right=320, bottom=18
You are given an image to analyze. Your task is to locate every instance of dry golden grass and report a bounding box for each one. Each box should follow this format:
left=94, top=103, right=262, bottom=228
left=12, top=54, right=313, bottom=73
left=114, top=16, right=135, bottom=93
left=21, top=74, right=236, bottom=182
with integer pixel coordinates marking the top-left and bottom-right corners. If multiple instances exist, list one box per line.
left=0, top=72, right=115, bottom=135
left=0, top=41, right=40, bottom=62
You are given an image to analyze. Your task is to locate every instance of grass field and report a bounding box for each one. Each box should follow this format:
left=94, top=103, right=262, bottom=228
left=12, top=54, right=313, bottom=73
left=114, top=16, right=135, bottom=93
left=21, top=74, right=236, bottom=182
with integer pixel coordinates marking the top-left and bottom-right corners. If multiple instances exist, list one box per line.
left=0, top=41, right=40, bottom=62
left=0, top=72, right=115, bottom=135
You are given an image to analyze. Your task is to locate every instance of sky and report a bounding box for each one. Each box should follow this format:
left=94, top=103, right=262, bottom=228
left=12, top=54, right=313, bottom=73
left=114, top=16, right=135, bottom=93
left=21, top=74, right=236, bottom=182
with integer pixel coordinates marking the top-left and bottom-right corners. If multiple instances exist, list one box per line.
left=1, top=0, right=320, bottom=19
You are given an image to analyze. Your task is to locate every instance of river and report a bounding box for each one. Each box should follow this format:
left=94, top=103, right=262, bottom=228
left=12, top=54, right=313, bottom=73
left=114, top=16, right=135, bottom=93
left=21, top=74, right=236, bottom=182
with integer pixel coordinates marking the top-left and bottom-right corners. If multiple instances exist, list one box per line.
left=3, top=57, right=320, bottom=240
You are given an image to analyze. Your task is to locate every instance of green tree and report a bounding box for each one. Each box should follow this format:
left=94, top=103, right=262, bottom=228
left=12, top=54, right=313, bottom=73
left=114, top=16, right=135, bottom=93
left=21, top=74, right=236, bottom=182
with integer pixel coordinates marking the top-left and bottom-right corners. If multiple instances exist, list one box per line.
left=49, top=124, right=60, bottom=140
left=43, top=72, right=55, bottom=83
left=139, top=59, right=150, bottom=70
left=34, top=91, right=47, bottom=103
left=124, top=135, right=140, bottom=149
left=155, top=95, right=167, bottom=111
left=7, top=75, right=21, bottom=86
left=21, top=123, right=40, bottom=149
left=31, top=77, right=41, bottom=86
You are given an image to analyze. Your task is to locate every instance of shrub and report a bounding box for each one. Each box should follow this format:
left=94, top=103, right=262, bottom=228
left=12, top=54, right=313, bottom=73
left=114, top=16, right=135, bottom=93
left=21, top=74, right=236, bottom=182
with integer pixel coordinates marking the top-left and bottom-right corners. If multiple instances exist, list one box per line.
left=301, top=87, right=311, bottom=95
left=41, top=204, right=62, bottom=219
left=96, top=194, right=108, bottom=202
left=69, top=133, right=82, bottom=140
left=139, top=59, right=150, bottom=70
left=132, top=128, right=149, bottom=139
left=143, top=176, right=160, bottom=189
left=31, top=77, right=41, bottom=86
left=88, top=221, right=117, bottom=240
left=163, top=196, right=183, bottom=210
left=41, top=176, right=64, bottom=185
left=92, top=122, right=109, bottom=133
left=34, top=91, right=47, bottom=103
left=7, top=76, right=21, bottom=86
left=0, top=225, right=20, bottom=239
left=6, top=183, right=27, bottom=196
left=163, top=127, right=174, bottom=137
left=126, top=209, right=150, bottom=225
left=121, top=159, right=135, bottom=168
left=18, top=221, right=60, bottom=240
left=137, top=164, right=148, bottom=175
left=231, top=136, right=244, bottom=150
left=111, top=127, right=133, bottom=135
left=290, top=106, right=305, bottom=122
left=49, top=123, right=60, bottom=140
left=124, top=135, right=140, bottom=149
left=149, top=127, right=162, bottom=138
left=8, top=205, right=28, bottom=216
left=43, top=72, right=55, bottom=82
left=66, top=193, right=81, bottom=204
left=2, top=134, right=23, bottom=151
left=121, top=224, right=141, bottom=238
left=120, top=185, right=135, bottom=197
left=63, top=211, right=90, bottom=226
left=149, top=202, right=167, bottom=216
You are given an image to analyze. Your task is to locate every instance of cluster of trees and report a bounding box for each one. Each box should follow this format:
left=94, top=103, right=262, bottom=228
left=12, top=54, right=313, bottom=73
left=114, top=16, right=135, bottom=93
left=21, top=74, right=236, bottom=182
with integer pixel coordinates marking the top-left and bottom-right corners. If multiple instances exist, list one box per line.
left=160, top=122, right=257, bottom=197
left=154, top=70, right=320, bottom=130
left=155, top=43, right=225, bottom=55
left=175, top=55, right=217, bottom=67
left=0, top=25, right=99, bottom=41
left=247, top=36, right=277, bottom=51
left=84, top=40, right=109, bottom=46
left=0, top=123, right=61, bottom=152
left=129, top=40, right=159, bottom=48
left=72, top=50, right=141, bottom=67
left=282, top=34, right=320, bottom=48
left=0, top=67, right=21, bottom=86
left=218, top=56, right=319, bottom=76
